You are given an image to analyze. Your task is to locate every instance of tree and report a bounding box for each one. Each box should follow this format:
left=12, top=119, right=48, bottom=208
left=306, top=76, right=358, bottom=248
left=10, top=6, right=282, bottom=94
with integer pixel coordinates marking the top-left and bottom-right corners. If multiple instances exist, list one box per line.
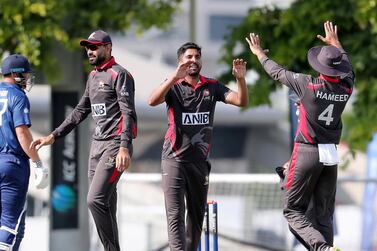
left=219, top=0, right=377, bottom=152
left=0, top=0, right=182, bottom=78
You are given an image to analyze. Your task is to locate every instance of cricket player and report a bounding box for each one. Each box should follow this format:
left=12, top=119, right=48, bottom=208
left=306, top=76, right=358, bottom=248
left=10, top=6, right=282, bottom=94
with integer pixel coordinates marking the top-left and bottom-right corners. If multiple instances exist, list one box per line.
left=149, top=42, right=249, bottom=251
left=31, top=30, right=137, bottom=251
left=246, top=21, right=354, bottom=251
left=0, top=54, right=48, bottom=250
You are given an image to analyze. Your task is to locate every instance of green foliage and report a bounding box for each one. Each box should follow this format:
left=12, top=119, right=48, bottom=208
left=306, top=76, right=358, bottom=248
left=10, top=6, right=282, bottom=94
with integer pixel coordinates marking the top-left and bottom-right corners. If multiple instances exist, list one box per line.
left=219, top=0, right=377, bottom=152
left=0, top=0, right=181, bottom=79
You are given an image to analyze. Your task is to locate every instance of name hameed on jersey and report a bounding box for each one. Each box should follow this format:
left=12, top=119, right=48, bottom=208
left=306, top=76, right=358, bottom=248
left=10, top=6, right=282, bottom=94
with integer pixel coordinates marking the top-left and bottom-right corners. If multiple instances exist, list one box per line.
left=316, top=91, right=349, bottom=102
left=182, top=112, right=210, bottom=125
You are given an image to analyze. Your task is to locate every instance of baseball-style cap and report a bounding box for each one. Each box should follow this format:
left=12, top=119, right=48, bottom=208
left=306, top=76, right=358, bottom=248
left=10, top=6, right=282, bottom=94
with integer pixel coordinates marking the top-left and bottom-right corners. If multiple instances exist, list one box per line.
left=79, top=30, right=112, bottom=46
left=307, top=45, right=351, bottom=77
left=1, top=54, right=33, bottom=75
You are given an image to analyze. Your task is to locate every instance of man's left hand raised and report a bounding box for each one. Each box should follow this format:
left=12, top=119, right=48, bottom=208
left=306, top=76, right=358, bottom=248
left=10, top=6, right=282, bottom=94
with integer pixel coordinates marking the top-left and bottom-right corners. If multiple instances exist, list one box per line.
left=232, top=58, right=247, bottom=79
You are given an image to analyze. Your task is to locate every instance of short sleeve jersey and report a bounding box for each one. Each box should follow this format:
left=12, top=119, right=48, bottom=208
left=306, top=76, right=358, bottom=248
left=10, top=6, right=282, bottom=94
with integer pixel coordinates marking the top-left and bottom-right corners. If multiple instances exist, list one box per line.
left=0, top=82, right=31, bottom=157
left=162, top=75, right=231, bottom=162
left=260, top=53, right=355, bottom=144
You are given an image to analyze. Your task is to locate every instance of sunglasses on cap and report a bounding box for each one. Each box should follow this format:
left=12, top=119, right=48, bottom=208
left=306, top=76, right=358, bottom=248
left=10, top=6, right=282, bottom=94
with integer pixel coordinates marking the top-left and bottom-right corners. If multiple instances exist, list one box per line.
left=85, top=43, right=110, bottom=51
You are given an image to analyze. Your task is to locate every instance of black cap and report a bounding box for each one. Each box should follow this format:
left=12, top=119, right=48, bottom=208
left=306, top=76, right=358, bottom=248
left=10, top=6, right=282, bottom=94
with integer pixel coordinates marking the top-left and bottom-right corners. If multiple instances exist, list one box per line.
left=79, top=30, right=112, bottom=46
left=307, top=45, right=351, bottom=77
left=1, top=54, right=33, bottom=75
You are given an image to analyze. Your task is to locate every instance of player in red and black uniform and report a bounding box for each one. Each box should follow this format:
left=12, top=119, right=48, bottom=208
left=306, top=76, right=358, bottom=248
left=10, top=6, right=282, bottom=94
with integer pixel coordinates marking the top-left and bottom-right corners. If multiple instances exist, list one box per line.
left=31, top=30, right=137, bottom=251
left=149, top=42, right=249, bottom=251
left=246, top=22, right=354, bottom=251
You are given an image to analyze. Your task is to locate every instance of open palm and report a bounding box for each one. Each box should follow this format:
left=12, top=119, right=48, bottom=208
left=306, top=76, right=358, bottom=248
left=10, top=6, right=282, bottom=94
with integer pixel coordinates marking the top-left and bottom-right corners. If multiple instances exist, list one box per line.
left=232, top=58, right=247, bottom=79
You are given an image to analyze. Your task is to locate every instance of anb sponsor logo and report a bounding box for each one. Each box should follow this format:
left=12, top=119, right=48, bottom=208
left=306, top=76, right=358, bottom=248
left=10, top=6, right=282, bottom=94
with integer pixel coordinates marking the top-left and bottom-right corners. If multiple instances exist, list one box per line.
left=182, top=112, right=210, bottom=125
left=91, top=103, right=107, bottom=117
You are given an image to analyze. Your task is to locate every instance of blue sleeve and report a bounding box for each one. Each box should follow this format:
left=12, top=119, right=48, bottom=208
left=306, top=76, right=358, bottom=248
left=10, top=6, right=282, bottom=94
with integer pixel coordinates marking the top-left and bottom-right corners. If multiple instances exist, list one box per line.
left=12, top=95, right=31, bottom=128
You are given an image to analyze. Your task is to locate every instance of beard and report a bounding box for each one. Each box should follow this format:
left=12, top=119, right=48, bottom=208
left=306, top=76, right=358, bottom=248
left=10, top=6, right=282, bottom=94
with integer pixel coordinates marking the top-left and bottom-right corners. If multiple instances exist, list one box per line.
left=88, top=53, right=106, bottom=66
left=187, top=63, right=201, bottom=77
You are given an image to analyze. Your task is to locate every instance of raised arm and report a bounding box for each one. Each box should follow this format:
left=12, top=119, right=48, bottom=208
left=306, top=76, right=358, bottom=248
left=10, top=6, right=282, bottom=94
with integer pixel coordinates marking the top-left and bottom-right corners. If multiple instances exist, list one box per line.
left=246, top=33, right=301, bottom=87
left=245, top=32, right=309, bottom=98
left=317, top=21, right=353, bottom=66
left=148, top=61, right=191, bottom=106
left=317, top=21, right=354, bottom=82
left=224, top=59, right=249, bottom=107
left=245, top=33, right=267, bottom=61
left=317, top=21, right=343, bottom=49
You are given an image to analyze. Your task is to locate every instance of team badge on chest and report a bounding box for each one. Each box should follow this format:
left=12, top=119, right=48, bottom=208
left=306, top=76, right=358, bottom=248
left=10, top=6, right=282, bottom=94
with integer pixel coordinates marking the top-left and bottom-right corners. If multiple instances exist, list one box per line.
left=203, top=89, right=210, bottom=96
left=203, top=88, right=211, bottom=100
left=98, top=81, right=105, bottom=89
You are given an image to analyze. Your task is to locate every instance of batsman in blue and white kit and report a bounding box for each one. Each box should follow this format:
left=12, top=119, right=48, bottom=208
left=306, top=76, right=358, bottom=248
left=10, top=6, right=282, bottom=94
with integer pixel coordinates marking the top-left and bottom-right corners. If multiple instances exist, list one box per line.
left=0, top=54, right=48, bottom=250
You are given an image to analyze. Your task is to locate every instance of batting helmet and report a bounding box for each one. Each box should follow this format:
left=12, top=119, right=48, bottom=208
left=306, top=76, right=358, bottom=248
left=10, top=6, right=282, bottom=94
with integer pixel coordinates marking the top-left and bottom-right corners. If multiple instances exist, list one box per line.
left=1, top=54, right=33, bottom=75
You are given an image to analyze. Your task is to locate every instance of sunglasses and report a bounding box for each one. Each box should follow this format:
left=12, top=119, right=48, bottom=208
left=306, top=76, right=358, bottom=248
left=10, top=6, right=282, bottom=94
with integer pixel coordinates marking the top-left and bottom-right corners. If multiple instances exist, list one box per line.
left=85, top=43, right=110, bottom=51
left=85, top=44, right=101, bottom=51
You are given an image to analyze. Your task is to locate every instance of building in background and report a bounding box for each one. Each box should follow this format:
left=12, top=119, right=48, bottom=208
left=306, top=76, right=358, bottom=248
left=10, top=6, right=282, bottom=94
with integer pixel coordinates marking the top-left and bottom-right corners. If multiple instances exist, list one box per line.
left=114, top=0, right=293, bottom=76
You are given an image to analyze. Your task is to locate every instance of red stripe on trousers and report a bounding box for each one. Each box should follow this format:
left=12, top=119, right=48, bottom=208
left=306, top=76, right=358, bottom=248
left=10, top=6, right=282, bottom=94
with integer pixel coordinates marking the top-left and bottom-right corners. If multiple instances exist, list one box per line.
left=108, top=169, right=120, bottom=184
left=285, top=142, right=299, bottom=189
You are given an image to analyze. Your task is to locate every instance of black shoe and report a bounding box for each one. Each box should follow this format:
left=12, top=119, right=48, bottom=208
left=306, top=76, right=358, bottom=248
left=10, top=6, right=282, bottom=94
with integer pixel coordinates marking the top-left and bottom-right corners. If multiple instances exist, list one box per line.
left=275, top=166, right=285, bottom=190
left=275, top=166, right=285, bottom=179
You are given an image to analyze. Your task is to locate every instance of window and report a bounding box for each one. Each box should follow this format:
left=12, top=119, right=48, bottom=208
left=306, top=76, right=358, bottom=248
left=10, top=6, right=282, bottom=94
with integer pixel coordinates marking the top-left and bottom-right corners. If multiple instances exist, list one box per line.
left=211, top=126, right=247, bottom=158
left=209, top=15, right=244, bottom=41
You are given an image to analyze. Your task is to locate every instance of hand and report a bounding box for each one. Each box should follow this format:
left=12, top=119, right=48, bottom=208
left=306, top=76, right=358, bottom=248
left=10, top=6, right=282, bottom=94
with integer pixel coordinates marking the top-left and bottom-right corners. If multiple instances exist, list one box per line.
left=32, top=160, right=49, bottom=189
left=30, top=134, right=55, bottom=151
left=245, top=33, right=267, bottom=59
left=294, top=102, right=300, bottom=119
left=116, top=147, right=131, bottom=172
left=173, top=61, right=191, bottom=80
left=232, top=59, right=247, bottom=79
left=282, top=161, right=290, bottom=177
left=316, top=21, right=342, bottom=48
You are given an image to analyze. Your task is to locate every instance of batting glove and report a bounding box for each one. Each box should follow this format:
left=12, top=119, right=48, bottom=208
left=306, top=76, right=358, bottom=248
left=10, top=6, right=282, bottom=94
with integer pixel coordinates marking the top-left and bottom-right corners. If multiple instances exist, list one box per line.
left=32, top=160, right=49, bottom=189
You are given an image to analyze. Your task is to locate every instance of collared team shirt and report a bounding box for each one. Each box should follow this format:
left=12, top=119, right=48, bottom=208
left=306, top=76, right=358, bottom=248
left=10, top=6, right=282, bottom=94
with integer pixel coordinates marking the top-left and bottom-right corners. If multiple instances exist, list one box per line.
left=0, top=82, right=31, bottom=157
left=51, top=57, right=137, bottom=149
left=259, top=48, right=355, bottom=144
left=162, top=75, right=231, bottom=162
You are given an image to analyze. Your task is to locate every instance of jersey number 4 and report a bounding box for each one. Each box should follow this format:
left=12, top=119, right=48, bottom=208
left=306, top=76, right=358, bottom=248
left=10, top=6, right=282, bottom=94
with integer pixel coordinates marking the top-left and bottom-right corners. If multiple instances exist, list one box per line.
left=318, top=104, right=334, bottom=125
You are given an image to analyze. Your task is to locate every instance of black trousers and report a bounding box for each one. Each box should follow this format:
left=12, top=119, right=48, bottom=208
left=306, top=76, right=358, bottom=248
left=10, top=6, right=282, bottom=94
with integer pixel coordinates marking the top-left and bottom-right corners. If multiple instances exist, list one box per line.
left=87, top=140, right=131, bottom=251
left=161, top=159, right=210, bottom=251
left=284, top=143, right=337, bottom=251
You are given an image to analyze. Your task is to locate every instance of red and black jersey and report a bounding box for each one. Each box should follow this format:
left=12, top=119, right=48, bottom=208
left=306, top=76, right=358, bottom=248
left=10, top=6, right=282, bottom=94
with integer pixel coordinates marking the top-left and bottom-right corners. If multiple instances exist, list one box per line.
left=260, top=50, right=354, bottom=144
left=52, top=56, right=137, bottom=149
left=162, top=75, right=231, bottom=162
